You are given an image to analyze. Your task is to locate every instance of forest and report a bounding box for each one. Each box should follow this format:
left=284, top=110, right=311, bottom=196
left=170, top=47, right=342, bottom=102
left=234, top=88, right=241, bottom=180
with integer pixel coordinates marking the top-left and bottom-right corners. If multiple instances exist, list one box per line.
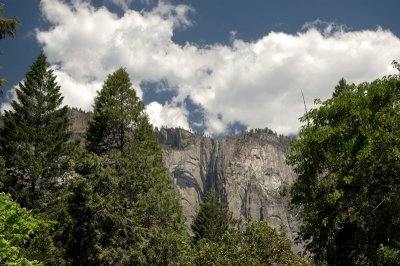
left=1, top=4, right=400, bottom=266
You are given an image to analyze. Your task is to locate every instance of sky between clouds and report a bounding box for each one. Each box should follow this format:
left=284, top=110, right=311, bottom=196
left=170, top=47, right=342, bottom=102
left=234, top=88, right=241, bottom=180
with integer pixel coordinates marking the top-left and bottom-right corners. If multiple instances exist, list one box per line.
left=3, top=0, right=400, bottom=136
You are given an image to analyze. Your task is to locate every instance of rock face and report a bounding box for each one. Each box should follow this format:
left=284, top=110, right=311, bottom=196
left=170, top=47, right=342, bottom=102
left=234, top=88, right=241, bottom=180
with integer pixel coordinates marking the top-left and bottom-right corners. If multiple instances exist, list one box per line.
left=68, top=108, right=92, bottom=140
left=66, top=108, right=300, bottom=249
left=157, top=128, right=300, bottom=250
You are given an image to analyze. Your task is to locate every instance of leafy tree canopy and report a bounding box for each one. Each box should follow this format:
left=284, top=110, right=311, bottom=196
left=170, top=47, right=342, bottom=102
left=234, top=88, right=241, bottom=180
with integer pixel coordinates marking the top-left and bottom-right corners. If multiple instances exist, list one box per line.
left=196, top=220, right=310, bottom=265
left=0, top=192, right=53, bottom=266
left=288, top=71, right=400, bottom=265
left=72, top=68, right=195, bottom=264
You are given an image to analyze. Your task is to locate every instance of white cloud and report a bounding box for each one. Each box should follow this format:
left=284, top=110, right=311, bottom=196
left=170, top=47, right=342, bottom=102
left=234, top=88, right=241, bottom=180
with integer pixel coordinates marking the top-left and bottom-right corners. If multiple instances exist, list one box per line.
left=52, top=69, right=102, bottom=111
left=107, top=0, right=133, bottom=11
left=107, top=0, right=153, bottom=10
left=34, top=0, right=400, bottom=136
left=1, top=85, right=18, bottom=113
left=146, top=101, right=189, bottom=129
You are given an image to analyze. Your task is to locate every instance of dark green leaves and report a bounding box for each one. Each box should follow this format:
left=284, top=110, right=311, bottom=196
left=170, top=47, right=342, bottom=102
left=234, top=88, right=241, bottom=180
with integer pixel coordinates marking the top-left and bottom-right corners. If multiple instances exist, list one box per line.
left=0, top=52, right=70, bottom=211
left=0, top=192, right=53, bottom=265
left=196, top=220, right=310, bottom=266
left=76, top=68, right=194, bottom=264
left=289, top=74, right=400, bottom=265
left=191, top=190, right=231, bottom=243
left=86, top=68, right=144, bottom=155
left=0, top=52, right=71, bottom=210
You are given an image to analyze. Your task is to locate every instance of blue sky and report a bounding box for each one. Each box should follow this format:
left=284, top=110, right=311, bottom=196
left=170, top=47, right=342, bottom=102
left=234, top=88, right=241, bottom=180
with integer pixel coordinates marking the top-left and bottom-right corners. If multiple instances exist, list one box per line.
left=2, top=0, right=400, bottom=136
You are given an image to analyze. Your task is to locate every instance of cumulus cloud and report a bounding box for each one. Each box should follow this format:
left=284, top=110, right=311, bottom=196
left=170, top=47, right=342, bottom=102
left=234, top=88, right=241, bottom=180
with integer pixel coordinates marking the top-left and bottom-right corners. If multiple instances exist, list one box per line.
left=1, top=85, right=18, bottom=113
left=107, top=0, right=134, bottom=11
left=52, top=69, right=102, bottom=111
left=107, top=0, right=153, bottom=10
left=34, top=0, right=400, bottom=135
left=146, top=101, right=190, bottom=129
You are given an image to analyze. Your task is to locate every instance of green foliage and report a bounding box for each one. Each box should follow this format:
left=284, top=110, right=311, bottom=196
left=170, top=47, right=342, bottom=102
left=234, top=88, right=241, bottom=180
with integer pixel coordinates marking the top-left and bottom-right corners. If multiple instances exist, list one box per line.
left=332, top=77, right=352, bottom=98
left=0, top=52, right=72, bottom=264
left=61, top=174, right=100, bottom=265
left=288, top=74, right=400, bottom=265
left=0, top=52, right=71, bottom=210
left=0, top=192, right=53, bottom=265
left=0, top=3, right=18, bottom=39
left=0, top=155, right=6, bottom=188
left=196, top=220, right=310, bottom=266
left=25, top=230, right=66, bottom=266
left=86, top=67, right=145, bottom=155
left=191, top=190, right=231, bottom=243
left=0, top=3, right=19, bottom=87
left=69, top=68, right=195, bottom=264
left=377, top=244, right=400, bottom=266
left=196, top=229, right=252, bottom=266
left=393, top=60, right=400, bottom=72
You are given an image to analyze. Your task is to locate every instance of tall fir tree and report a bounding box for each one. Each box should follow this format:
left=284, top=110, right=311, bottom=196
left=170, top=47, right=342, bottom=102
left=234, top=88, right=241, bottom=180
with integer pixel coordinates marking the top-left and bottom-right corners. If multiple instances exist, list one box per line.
left=62, top=174, right=100, bottom=266
left=0, top=52, right=71, bottom=210
left=191, top=190, right=231, bottom=243
left=86, top=67, right=144, bottom=155
left=332, top=78, right=353, bottom=98
left=78, top=68, right=194, bottom=264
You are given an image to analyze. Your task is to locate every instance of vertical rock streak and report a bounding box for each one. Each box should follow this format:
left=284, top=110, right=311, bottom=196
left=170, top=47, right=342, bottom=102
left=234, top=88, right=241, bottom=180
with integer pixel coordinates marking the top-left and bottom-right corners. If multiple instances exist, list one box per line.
left=157, top=128, right=300, bottom=250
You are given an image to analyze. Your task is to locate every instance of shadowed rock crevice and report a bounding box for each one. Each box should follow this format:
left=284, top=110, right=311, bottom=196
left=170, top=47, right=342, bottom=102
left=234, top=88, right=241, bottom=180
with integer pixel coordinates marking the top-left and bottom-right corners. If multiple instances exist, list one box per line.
left=68, top=114, right=300, bottom=251
left=157, top=127, right=301, bottom=252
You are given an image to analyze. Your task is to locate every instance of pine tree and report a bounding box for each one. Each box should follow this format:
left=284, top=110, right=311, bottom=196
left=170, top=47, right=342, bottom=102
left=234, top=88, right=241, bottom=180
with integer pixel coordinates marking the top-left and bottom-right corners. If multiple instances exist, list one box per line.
left=80, top=68, right=194, bottom=264
left=62, top=174, right=100, bottom=266
left=0, top=52, right=71, bottom=210
left=191, top=190, right=231, bottom=243
left=332, top=78, right=353, bottom=98
left=86, top=67, right=144, bottom=155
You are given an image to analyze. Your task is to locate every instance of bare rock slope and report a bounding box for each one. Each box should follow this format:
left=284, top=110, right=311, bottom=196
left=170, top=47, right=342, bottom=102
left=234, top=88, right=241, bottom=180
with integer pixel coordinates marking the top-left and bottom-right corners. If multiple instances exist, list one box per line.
left=68, top=110, right=300, bottom=248
left=157, top=128, right=299, bottom=247
left=68, top=107, right=92, bottom=140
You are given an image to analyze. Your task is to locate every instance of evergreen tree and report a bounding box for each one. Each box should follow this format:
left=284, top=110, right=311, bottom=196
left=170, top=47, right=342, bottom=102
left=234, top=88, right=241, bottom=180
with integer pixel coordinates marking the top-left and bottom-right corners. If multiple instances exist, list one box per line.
left=62, top=174, right=100, bottom=266
left=0, top=52, right=71, bottom=210
left=332, top=77, right=353, bottom=98
left=86, top=67, right=144, bottom=155
left=79, top=68, right=194, bottom=264
left=196, top=220, right=310, bottom=265
left=191, top=190, right=231, bottom=243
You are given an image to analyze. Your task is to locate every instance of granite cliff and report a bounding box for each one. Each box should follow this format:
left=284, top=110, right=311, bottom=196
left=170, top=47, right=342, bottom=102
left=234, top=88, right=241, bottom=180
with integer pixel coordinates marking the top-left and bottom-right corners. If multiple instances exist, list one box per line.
left=156, top=127, right=300, bottom=250
left=68, top=107, right=92, bottom=140
left=68, top=110, right=300, bottom=249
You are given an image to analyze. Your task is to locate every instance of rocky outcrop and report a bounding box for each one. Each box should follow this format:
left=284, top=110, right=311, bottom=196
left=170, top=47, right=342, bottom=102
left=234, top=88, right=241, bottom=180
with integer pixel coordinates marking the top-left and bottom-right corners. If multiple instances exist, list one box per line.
left=157, top=128, right=300, bottom=251
left=66, top=108, right=300, bottom=250
left=68, top=108, right=92, bottom=140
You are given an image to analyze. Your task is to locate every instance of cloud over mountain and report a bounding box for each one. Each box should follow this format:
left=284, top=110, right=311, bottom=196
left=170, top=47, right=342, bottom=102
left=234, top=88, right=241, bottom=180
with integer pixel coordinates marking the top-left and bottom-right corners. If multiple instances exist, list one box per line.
left=36, top=0, right=400, bottom=135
